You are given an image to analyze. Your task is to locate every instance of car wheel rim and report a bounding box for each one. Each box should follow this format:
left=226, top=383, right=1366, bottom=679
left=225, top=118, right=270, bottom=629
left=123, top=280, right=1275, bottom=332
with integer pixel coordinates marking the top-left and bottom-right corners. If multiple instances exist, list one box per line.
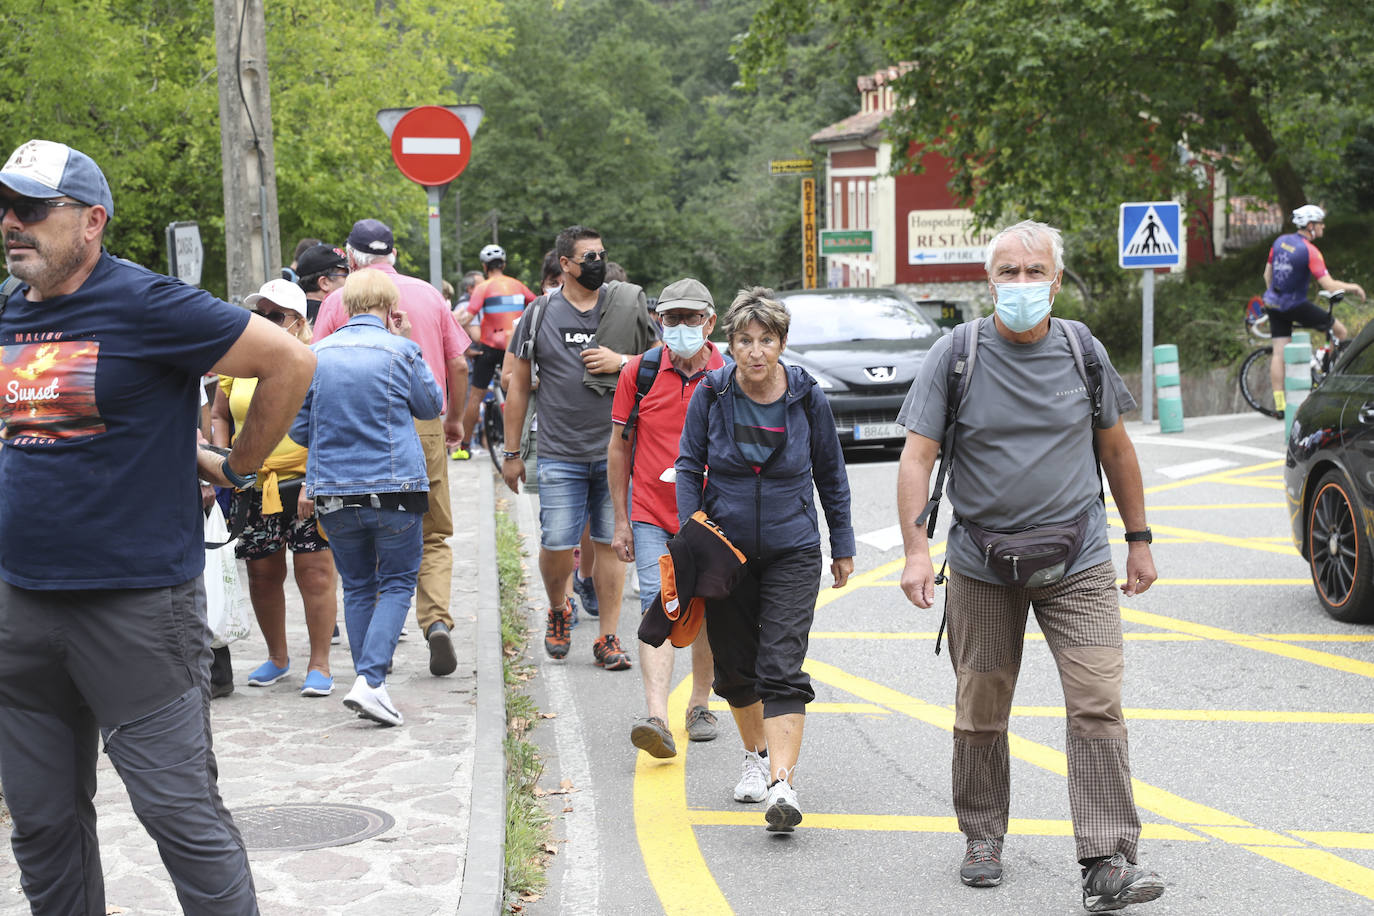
left=1311, top=483, right=1359, bottom=607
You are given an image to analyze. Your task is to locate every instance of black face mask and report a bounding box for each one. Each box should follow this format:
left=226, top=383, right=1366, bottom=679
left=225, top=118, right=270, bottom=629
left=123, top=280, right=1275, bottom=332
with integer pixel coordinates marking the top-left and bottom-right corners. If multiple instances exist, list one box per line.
left=573, top=259, right=606, bottom=291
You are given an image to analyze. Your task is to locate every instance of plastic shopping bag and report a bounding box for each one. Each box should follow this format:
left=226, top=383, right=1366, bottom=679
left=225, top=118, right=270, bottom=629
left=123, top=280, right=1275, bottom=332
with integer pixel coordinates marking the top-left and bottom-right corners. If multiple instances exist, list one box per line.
left=204, top=502, right=251, bottom=648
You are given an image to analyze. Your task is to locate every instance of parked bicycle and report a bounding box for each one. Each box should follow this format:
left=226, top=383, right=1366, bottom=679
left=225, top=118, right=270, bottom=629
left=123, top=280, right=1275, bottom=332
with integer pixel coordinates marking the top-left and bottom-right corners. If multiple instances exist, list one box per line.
left=481, top=378, right=505, bottom=472
left=1238, top=290, right=1345, bottom=418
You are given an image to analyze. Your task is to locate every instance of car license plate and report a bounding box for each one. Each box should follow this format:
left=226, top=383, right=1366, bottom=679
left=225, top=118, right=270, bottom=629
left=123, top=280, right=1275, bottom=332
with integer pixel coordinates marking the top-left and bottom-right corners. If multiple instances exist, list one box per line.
left=853, top=422, right=903, bottom=441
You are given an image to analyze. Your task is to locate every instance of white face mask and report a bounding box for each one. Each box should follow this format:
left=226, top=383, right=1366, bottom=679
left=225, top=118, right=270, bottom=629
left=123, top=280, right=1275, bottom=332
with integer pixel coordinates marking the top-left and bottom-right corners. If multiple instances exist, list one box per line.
left=661, top=322, right=706, bottom=358
left=993, top=280, right=1054, bottom=332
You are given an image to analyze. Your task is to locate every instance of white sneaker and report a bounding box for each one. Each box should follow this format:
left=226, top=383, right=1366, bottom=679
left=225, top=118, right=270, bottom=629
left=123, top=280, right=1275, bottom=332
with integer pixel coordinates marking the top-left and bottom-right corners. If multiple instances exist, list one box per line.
left=765, top=780, right=801, bottom=832
left=733, top=749, right=769, bottom=803
left=343, top=675, right=403, bottom=727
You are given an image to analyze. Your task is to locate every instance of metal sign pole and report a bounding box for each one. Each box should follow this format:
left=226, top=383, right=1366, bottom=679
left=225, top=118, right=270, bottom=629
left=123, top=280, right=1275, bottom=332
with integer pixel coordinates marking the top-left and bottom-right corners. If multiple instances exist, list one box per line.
left=1141, top=269, right=1155, bottom=424
left=427, top=185, right=445, bottom=292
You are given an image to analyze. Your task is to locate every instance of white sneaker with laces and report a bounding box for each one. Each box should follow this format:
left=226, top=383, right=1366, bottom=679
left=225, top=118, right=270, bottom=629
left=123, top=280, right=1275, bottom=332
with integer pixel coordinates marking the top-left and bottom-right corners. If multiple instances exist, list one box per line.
left=343, top=675, right=403, bottom=727
left=733, top=749, right=769, bottom=803
left=765, top=779, right=802, bottom=832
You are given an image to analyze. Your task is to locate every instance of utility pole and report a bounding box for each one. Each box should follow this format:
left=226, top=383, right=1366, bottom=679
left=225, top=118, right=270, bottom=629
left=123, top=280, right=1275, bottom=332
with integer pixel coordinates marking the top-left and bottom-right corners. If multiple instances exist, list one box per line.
left=214, top=0, right=281, bottom=302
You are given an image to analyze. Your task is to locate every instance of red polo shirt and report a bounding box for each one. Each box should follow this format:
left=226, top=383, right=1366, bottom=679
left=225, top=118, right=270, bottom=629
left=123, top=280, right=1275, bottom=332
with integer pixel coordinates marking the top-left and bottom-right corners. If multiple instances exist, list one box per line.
left=611, top=342, right=725, bottom=533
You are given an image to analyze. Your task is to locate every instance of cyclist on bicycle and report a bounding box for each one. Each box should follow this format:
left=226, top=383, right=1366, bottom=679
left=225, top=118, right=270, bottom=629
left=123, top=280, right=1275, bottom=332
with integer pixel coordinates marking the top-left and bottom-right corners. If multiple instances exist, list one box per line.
left=1263, top=204, right=1366, bottom=416
left=458, top=244, right=535, bottom=452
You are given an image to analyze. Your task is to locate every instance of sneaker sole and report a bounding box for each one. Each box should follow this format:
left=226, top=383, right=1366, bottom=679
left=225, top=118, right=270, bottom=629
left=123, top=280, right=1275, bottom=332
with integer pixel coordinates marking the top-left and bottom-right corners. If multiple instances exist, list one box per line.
left=960, top=873, right=1003, bottom=888
left=1084, top=876, right=1165, bottom=912
left=300, top=685, right=334, bottom=697
left=630, top=723, right=677, bottom=758
left=247, top=673, right=288, bottom=687
left=596, top=656, right=632, bottom=671
left=765, top=800, right=802, bottom=832
left=428, top=631, right=458, bottom=676
left=343, top=697, right=402, bottom=727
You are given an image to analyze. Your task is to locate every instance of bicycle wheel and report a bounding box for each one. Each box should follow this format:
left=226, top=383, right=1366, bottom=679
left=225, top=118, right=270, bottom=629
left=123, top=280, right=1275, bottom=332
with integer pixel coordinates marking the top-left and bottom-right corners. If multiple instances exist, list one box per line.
left=1238, top=345, right=1280, bottom=417
left=485, top=386, right=505, bottom=472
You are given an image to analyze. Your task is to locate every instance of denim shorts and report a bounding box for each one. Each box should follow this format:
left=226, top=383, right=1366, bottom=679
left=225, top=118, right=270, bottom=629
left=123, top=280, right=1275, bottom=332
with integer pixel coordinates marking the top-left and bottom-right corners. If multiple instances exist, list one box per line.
left=632, top=521, right=672, bottom=614
left=537, top=458, right=614, bottom=550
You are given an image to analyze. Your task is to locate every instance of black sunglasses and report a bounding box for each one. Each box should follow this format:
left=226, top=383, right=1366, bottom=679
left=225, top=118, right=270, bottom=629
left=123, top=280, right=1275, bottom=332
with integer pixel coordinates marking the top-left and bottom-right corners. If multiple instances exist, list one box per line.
left=0, top=198, right=89, bottom=223
left=254, top=310, right=289, bottom=325
left=567, top=249, right=608, bottom=264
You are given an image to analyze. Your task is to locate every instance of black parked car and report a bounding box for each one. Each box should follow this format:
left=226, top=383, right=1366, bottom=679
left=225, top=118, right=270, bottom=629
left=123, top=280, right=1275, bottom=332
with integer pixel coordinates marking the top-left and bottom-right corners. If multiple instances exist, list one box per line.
left=775, top=287, right=944, bottom=447
left=1284, top=319, right=1374, bottom=623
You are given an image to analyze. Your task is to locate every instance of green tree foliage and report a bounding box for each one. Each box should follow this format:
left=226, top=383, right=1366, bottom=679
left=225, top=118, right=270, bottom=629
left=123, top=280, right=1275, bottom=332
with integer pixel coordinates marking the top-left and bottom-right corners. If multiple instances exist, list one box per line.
left=0, top=0, right=509, bottom=298
left=452, top=0, right=880, bottom=300
left=737, top=0, right=1374, bottom=232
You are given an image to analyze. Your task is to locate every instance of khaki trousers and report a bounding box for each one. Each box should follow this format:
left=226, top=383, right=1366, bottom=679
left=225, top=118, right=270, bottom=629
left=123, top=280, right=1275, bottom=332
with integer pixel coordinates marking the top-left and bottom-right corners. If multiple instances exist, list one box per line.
left=946, top=561, right=1141, bottom=861
left=414, top=417, right=453, bottom=633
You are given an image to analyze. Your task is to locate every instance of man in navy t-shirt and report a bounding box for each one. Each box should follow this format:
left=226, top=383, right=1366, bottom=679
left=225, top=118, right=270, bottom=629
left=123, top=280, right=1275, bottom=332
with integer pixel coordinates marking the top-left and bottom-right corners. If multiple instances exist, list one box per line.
left=0, top=140, right=316, bottom=914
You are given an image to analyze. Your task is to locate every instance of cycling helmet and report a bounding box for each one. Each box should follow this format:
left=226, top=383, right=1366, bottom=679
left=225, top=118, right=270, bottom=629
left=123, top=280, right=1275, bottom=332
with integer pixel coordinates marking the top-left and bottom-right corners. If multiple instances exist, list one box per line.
left=479, top=244, right=506, bottom=265
left=1292, top=204, right=1326, bottom=228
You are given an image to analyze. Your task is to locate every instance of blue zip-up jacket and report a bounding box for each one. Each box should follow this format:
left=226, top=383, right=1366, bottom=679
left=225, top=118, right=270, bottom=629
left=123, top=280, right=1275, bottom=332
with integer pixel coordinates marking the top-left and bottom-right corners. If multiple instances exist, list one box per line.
left=675, top=362, right=855, bottom=561
left=290, top=314, right=443, bottom=497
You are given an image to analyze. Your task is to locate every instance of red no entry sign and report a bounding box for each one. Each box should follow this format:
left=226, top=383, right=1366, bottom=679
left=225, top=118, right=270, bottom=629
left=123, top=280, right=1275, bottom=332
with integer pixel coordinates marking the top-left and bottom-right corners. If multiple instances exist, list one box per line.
left=389, top=105, right=472, bottom=186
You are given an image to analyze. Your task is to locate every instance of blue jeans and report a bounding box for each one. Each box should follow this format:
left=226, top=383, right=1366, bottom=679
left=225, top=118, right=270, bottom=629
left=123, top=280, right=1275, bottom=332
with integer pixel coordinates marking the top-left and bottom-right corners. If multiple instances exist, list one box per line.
left=632, top=521, right=673, bottom=614
left=318, top=506, right=423, bottom=687
left=537, top=458, right=615, bottom=550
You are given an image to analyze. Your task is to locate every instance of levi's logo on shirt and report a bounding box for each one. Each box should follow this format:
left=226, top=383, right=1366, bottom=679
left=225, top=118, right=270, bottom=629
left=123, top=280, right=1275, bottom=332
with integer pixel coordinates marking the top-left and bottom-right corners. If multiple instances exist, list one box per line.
left=0, top=339, right=106, bottom=444
left=562, top=329, right=596, bottom=350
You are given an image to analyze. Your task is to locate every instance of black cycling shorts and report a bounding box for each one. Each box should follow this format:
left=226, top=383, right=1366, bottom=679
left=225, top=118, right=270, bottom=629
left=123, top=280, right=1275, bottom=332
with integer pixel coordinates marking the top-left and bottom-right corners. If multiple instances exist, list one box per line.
left=469, top=343, right=505, bottom=390
left=1264, top=302, right=1332, bottom=338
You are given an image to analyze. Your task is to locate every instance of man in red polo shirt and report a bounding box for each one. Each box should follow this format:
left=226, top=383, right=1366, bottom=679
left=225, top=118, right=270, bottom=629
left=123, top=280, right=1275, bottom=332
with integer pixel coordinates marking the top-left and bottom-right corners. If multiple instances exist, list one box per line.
left=609, top=278, right=726, bottom=760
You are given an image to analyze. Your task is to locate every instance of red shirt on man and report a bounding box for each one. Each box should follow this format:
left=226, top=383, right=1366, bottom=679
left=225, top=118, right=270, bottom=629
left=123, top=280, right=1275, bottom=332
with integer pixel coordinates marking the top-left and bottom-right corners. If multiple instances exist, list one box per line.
left=611, top=342, right=725, bottom=533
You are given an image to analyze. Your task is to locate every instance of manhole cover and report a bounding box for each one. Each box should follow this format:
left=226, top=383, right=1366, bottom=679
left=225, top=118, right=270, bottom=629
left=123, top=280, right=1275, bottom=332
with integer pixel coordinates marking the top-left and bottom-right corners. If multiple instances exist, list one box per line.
left=234, top=803, right=395, bottom=851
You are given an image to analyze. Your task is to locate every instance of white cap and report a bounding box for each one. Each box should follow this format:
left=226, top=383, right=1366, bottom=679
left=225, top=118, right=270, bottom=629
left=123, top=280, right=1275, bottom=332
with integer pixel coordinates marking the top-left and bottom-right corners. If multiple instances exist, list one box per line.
left=243, top=277, right=308, bottom=315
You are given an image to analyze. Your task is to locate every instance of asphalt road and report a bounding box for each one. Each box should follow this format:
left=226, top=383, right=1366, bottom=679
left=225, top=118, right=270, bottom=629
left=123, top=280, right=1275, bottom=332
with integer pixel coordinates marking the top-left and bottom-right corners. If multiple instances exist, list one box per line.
left=516, top=412, right=1374, bottom=915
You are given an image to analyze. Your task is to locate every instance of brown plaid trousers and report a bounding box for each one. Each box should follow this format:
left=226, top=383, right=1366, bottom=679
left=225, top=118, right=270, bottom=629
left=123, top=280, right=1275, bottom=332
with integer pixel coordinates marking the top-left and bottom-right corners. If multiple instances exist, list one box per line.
left=945, top=560, right=1142, bottom=862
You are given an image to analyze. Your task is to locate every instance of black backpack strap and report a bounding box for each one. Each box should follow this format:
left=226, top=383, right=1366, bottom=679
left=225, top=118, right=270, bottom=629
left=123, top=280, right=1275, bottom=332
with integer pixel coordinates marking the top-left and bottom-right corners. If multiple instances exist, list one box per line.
left=1059, top=318, right=1105, bottom=501
left=916, top=317, right=981, bottom=537
left=620, top=346, right=663, bottom=441
left=0, top=274, right=21, bottom=324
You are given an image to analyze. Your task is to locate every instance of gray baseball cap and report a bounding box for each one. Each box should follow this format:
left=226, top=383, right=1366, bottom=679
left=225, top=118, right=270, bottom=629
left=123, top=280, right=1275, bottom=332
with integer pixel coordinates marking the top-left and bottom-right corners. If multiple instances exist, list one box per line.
left=656, top=278, right=714, bottom=313
left=0, top=140, right=114, bottom=218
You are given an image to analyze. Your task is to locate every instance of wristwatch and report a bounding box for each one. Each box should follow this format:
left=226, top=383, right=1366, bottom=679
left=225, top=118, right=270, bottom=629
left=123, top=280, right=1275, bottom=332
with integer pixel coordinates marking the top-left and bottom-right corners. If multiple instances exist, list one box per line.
left=221, top=457, right=258, bottom=490
left=618, top=353, right=629, bottom=371
left=1123, top=528, right=1152, bottom=544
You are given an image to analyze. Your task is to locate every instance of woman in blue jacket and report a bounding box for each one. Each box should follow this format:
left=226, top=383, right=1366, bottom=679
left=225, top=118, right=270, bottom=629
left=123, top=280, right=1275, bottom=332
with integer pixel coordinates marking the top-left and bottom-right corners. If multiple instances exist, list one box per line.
left=290, top=269, right=443, bottom=727
left=676, top=286, right=855, bottom=833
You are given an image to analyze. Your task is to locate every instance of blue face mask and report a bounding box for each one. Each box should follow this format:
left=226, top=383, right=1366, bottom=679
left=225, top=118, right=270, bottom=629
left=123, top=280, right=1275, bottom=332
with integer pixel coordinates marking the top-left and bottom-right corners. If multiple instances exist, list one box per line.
left=661, top=322, right=706, bottom=358
left=993, top=281, right=1055, bottom=332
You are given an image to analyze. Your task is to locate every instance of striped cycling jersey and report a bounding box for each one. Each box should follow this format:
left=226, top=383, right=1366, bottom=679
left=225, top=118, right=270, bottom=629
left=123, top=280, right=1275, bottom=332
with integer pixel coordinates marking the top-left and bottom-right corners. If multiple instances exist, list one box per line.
left=465, top=274, right=535, bottom=349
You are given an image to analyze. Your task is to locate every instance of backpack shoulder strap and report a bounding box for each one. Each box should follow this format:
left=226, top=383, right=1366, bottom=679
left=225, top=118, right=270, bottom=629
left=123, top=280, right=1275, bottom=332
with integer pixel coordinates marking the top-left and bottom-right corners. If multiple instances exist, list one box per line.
left=916, top=317, right=983, bottom=535
left=521, top=294, right=548, bottom=381
left=620, top=345, right=663, bottom=441
left=0, top=274, right=21, bottom=324
left=1057, top=318, right=1106, bottom=501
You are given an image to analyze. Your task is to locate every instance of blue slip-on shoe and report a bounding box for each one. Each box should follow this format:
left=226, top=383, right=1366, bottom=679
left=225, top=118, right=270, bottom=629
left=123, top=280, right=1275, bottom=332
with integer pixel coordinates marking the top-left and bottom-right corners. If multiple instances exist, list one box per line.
left=247, top=659, right=291, bottom=687
left=568, top=594, right=580, bottom=628
left=574, top=573, right=599, bottom=617
left=300, top=670, right=334, bottom=697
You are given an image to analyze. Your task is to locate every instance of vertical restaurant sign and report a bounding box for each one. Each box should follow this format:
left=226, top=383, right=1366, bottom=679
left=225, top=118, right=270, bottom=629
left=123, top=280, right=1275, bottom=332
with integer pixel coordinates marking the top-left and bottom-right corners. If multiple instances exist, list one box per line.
left=907, top=209, right=995, bottom=265
left=802, top=178, right=818, bottom=289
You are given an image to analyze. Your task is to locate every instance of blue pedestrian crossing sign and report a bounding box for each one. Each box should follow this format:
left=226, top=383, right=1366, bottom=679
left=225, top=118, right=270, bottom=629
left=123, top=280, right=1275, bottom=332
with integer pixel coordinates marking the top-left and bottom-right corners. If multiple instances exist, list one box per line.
left=1118, top=201, right=1181, bottom=269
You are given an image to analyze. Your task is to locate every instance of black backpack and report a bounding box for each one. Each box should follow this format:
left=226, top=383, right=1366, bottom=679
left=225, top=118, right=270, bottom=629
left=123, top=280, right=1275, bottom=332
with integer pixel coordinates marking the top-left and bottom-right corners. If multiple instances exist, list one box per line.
left=619, top=345, right=664, bottom=441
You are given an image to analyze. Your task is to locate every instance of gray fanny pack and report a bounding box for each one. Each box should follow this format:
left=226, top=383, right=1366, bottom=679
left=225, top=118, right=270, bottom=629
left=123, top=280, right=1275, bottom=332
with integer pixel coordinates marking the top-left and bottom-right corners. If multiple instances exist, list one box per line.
left=960, top=509, right=1093, bottom=588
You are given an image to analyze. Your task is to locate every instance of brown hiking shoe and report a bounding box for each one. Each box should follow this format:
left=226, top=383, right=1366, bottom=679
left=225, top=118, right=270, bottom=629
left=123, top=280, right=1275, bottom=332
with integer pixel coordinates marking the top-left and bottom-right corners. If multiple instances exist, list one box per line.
left=544, top=600, right=571, bottom=659
left=592, top=634, right=632, bottom=670
left=960, top=837, right=1003, bottom=887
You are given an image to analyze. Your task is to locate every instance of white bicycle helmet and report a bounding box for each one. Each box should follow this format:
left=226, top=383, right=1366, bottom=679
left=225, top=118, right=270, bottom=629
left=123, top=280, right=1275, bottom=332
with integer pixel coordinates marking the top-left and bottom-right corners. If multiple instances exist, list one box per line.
left=1292, top=204, right=1326, bottom=228
left=479, top=244, right=506, bottom=265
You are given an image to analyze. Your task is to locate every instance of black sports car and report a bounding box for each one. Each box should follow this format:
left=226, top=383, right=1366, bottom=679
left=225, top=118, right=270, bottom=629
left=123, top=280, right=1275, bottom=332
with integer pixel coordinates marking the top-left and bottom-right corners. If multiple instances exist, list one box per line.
left=1284, top=319, right=1374, bottom=623
left=775, top=287, right=944, bottom=447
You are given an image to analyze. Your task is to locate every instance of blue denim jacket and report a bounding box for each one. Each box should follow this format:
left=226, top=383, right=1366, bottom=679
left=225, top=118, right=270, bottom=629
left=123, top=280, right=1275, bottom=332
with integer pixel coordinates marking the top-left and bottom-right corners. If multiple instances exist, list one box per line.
left=290, top=314, right=443, bottom=497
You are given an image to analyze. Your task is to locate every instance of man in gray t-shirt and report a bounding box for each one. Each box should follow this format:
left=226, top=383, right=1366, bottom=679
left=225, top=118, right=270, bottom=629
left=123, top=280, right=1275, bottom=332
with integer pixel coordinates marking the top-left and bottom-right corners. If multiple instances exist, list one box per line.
left=895, top=220, right=1165, bottom=912
left=502, top=225, right=657, bottom=671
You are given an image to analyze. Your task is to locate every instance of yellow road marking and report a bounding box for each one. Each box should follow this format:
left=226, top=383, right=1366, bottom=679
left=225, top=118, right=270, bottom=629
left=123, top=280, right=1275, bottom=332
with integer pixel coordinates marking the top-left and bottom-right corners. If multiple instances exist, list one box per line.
left=1005, top=706, right=1374, bottom=724
left=684, top=811, right=1200, bottom=841
left=801, top=658, right=1374, bottom=900
left=634, top=680, right=731, bottom=915
left=1261, top=633, right=1374, bottom=642
left=1121, top=607, right=1374, bottom=679
left=1140, top=459, right=1284, bottom=496
left=1147, top=521, right=1301, bottom=557
left=1293, top=831, right=1374, bottom=850
left=1142, top=502, right=1287, bottom=510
